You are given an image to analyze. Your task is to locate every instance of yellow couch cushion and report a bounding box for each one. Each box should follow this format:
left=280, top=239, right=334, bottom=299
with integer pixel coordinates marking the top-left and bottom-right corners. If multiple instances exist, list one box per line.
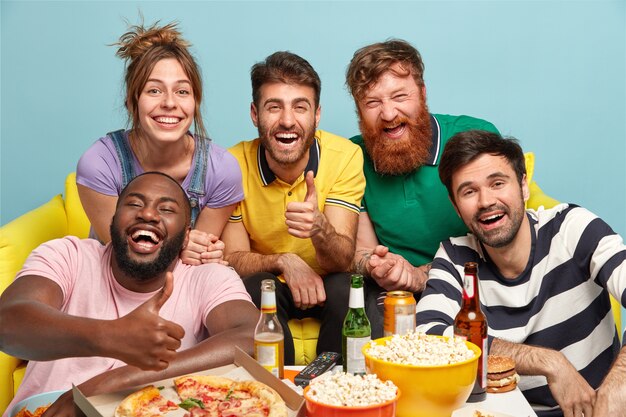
left=0, top=195, right=67, bottom=294
left=524, top=153, right=560, bottom=210
left=0, top=352, right=23, bottom=412
left=524, top=152, right=535, bottom=184
left=288, top=318, right=321, bottom=365
left=12, top=364, right=26, bottom=397
left=64, top=173, right=91, bottom=238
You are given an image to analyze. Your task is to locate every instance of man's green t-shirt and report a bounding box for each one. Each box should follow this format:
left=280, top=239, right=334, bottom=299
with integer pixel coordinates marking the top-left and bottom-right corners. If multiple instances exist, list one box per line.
left=350, top=114, right=499, bottom=266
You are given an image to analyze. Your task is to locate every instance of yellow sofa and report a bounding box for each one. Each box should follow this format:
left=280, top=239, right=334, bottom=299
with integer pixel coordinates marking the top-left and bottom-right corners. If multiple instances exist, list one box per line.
left=0, top=173, right=90, bottom=413
left=0, top=155, right=621, bottom=414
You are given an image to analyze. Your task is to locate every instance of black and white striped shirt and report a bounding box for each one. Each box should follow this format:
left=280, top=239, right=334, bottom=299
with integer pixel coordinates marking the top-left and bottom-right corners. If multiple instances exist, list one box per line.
left=416, top=204, right=626, bottom=416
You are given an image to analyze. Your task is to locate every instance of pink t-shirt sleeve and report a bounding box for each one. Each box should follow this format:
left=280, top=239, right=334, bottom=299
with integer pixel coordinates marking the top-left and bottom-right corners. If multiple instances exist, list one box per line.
left=15, top=237, right=111, bottom=314
left=16, top=236, right=85, bottom=299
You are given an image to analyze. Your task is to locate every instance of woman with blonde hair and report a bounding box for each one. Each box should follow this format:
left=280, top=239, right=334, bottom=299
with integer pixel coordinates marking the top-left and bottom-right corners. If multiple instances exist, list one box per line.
left=77, top=21, right=242, bottom=264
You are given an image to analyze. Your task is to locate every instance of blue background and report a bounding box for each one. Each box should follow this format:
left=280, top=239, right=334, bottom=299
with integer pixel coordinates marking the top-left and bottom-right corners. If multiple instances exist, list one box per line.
left=1, top=0, right=625, bottom=244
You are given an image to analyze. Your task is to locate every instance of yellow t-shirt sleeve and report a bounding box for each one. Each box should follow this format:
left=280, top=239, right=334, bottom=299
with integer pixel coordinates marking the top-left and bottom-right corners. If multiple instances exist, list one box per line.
left=324, top=142, right=365, bottom=214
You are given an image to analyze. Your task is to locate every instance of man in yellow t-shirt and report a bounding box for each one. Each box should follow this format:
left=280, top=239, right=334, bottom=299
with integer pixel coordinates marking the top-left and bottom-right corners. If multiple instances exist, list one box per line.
left=223, top=51, right=365, bottom=365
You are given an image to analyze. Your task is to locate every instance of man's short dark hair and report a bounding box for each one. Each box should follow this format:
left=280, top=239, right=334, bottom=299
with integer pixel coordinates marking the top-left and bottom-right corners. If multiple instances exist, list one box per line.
left=251, top=51, right=321, bottom=108
left=439, top=130, right=526, bottom=201
left=118, top=171, right=192, bottom=225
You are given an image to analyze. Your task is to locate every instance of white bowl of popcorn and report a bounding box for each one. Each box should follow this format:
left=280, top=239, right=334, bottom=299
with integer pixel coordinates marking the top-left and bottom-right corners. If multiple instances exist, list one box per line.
left=303, top=372, right=400, bottom=417
left=363, top=332, right=480, bottom=417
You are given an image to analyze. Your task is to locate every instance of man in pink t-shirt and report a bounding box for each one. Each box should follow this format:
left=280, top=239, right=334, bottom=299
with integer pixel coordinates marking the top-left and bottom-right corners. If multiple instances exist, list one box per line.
left=0, top=172, right=259, bottom=417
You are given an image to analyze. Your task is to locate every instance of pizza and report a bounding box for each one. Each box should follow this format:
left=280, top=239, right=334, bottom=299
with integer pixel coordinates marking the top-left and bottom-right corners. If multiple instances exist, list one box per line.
left=114, top=385, right=179, bottom=417
left=114, top=375, right=287, bottom=417
left=13, top=405, right=50, bottom=417
left=174, top=375, right=287, bottom=417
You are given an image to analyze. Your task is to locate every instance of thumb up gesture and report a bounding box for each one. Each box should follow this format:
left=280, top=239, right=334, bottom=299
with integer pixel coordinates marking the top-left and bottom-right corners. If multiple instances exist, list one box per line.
left=285, top=171, right=322, bottom=239
left=111, top=272, right=185, bottom=370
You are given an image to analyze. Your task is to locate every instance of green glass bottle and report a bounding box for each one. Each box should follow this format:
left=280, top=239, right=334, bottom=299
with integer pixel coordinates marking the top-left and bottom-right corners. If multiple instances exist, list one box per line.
left=342, top=274, right=371, bottom=374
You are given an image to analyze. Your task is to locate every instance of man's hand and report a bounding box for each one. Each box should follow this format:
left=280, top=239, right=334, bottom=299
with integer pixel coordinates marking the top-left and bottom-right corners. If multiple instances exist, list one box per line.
left=366, top=245, right=428, bottom=292
left=279, top=253, right=325, bottom=309
left=285, top=171, right=324, bottom=239
left=180, top=230, right=227, bottom=266
left=595, top=386, right=626, bottom=417
left=110, top=273, right=184, bottom=370
left=42, top=389, right=74, bottom=417
left=542, top=350, right=596, bottom=417
left=593, top=345, right=626, bottom=417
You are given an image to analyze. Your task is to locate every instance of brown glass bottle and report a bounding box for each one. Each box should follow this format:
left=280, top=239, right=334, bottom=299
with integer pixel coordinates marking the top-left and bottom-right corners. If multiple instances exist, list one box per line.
left=453, top=262, right=488, bottom=402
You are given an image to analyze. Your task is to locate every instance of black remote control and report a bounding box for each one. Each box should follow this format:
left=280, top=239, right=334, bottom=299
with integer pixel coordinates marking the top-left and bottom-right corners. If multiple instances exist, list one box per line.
left=294, top=351, right=342, bottom=387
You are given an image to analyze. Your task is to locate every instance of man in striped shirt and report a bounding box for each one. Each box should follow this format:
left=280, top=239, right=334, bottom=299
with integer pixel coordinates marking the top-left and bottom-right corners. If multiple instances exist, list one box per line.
left=416, top=130, right=626, bottom=416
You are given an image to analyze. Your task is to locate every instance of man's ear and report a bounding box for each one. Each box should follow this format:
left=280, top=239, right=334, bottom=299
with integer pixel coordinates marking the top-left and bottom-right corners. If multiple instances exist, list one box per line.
left=314, top=105, right=321, bottom=129
left=521, top=174, right=530, bottom=203
left=250, top=102, right=259, bottom=127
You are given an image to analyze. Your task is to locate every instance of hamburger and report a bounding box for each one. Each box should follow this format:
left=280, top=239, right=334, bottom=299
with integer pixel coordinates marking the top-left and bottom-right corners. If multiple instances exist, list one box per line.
left=486, top=355, right=520, bottom=393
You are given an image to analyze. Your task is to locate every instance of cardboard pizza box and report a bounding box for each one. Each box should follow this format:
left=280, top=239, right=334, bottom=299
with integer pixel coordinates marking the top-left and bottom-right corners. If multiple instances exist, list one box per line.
left=73, top=347, right=305, bottom=417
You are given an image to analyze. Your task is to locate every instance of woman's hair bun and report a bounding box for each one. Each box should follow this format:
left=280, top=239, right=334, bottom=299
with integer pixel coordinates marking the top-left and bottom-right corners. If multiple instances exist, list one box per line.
left=115, top=21, right=190, bottom=61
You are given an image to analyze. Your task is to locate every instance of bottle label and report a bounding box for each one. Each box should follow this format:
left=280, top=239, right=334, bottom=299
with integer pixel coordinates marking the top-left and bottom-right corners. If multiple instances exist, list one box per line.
left=348, top=287, right=365, bottom=309
left=479, top=336, right=488, bottom=388
left=346, top=336, right=370, bottom=374
left=255, top=342, right=279, bottom=376
left=260, top=291, right=277, bottom=312
left=463, top=274, right=475, bottom=299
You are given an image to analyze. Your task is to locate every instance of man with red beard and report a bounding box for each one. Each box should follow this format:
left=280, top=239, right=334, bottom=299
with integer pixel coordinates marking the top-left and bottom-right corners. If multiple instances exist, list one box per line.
left=346, top=39, right=499, bottom=336
left=0, top=172, right=258, bottom=417
left=223, top=52, right=365, bottom=365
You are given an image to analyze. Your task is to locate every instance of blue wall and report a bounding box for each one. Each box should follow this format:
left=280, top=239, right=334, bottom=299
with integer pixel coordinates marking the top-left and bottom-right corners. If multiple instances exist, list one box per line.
left=1, top=0, right=625, bottom=244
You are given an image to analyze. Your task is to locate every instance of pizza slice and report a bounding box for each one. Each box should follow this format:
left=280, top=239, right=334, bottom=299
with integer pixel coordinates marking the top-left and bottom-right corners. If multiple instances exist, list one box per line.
left=174, top=375, right=287, bottom=417
left=226, top=380, right=287, bottom=417
left=114, top=385, right=179, bottom=417
left=174, top=375, right=234, bottom=405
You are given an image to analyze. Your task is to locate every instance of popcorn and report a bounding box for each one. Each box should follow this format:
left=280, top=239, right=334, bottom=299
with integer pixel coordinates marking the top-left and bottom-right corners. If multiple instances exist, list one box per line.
left=306, top=372, right=398, bottom=407
left=365, top=332, right=475, bottom=366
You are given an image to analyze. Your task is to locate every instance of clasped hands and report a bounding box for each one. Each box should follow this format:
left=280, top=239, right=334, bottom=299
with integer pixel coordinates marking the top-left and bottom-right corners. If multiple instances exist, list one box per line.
left=181, top=230, right=227, bottom=265
left=364, top=245, right=428, bottom=292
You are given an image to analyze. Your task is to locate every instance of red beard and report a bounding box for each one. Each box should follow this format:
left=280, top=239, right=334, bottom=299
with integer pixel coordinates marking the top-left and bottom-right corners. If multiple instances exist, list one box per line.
left=360, top=102, right=432, bottom=176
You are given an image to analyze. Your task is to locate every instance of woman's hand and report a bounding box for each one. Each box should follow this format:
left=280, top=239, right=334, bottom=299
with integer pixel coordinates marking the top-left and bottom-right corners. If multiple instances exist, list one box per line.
left=181, top=230, right=228, bottom=266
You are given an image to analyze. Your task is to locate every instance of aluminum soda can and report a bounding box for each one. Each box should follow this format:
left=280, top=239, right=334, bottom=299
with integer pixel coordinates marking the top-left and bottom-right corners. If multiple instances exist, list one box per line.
left=383, top=291, right=417, bottom=336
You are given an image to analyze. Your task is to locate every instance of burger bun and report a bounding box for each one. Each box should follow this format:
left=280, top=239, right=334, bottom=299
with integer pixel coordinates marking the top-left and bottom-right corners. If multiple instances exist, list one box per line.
left=487, top=355, right=519, bottom=394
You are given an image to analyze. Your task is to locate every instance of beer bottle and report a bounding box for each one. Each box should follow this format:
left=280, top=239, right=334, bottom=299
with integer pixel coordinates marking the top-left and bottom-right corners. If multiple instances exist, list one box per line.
left=254, top=279, right=284, bottom=379
left=342, top=274, right=371, bottom=374
left=453, top=262, right=488, bottom=402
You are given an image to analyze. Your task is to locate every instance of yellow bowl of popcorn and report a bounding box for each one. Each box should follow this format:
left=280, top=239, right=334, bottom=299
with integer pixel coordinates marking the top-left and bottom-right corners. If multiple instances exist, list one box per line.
left=363, top=333, right=481, bottom=417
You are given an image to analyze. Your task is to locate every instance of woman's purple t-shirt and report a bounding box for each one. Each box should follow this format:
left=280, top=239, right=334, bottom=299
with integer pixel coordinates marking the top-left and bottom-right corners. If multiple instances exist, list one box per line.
left=76, top=131, right=244, bottom=213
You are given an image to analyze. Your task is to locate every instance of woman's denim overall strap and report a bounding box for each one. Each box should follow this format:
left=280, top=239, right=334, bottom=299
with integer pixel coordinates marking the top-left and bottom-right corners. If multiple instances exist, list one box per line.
left=108, top=130, right=208, bottom=228
left=108, top=129, right=136, bottom=188
left=187, top=136, right=209, bottom=227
